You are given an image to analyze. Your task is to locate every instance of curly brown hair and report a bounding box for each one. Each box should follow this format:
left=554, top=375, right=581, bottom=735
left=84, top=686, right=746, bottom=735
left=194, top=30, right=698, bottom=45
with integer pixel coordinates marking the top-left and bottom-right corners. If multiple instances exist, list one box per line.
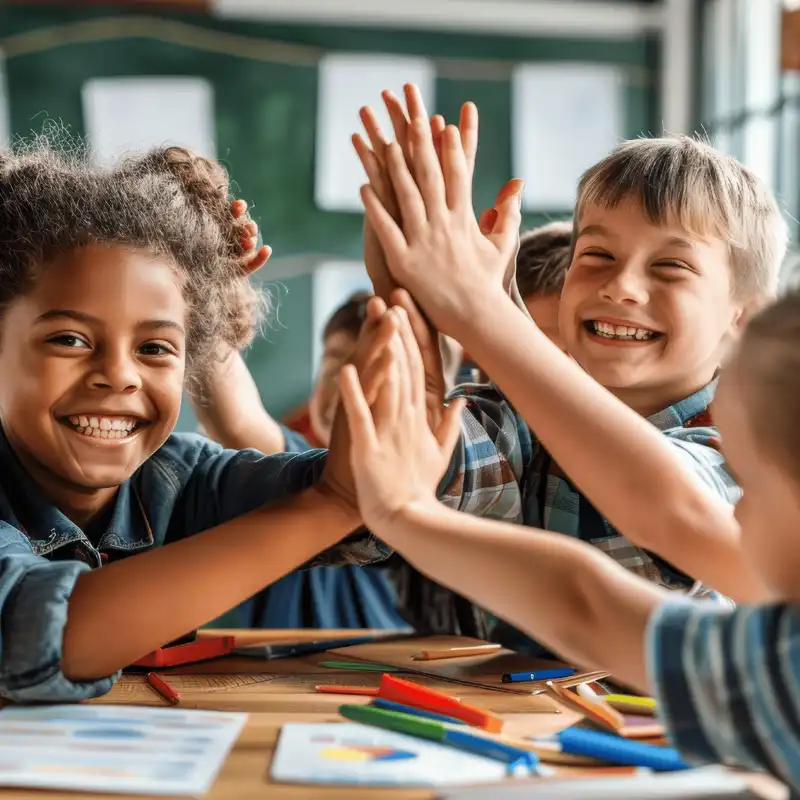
left=0, top=136, right=261, bottom=395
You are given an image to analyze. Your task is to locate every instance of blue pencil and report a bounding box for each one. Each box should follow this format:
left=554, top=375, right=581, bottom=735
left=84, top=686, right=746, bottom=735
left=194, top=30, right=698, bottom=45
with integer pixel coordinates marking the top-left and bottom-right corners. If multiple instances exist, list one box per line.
left=502, top=668, right=576, bottom=683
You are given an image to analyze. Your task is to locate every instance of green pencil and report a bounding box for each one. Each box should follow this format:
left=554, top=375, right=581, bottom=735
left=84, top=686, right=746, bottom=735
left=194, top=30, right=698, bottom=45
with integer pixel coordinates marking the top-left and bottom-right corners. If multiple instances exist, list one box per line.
left=319, top=661, right=402, bottom=672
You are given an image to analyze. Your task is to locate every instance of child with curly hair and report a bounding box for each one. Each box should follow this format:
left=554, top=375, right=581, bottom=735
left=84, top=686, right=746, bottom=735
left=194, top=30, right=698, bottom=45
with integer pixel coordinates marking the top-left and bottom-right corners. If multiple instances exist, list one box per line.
left=0, top=139, right=395, bottom=703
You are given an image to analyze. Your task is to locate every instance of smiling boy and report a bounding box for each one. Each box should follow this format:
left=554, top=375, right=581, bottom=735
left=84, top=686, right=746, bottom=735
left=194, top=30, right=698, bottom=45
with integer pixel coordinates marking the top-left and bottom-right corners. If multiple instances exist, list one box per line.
left=359, top=89, right=787, bottom=635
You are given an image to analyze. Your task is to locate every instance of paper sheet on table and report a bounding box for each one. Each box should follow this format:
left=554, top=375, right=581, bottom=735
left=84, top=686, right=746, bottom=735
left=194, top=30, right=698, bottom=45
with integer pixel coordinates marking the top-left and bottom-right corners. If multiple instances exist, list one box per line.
left=0, top=704, right=246, bottom=796
left=272, top=722, right=510, bottom=787
left=438, top=766, right=759, bottom=799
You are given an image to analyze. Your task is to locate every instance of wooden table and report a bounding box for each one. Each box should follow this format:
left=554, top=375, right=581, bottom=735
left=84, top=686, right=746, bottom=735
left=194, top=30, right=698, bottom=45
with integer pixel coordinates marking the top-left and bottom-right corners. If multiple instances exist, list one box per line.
left=3, top=631, right=789, bottom=800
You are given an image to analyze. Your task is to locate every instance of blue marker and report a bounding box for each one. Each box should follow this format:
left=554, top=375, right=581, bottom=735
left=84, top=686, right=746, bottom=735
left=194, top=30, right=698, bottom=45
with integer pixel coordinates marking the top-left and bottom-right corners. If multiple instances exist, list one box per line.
left=534, top=728, right=689, bottom=772
left=371, top=698, right=466, bottom=725
left=502, top=668, right=576, bottom=683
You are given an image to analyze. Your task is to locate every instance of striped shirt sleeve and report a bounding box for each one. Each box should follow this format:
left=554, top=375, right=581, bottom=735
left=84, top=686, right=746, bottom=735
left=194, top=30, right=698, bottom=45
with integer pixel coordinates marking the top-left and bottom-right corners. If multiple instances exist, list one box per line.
left=647, top=598, right=800, bottom=790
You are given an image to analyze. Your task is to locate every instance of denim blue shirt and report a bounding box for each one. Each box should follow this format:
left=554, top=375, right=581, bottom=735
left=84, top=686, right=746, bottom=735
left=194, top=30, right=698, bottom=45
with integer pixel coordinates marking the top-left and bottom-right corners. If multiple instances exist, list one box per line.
left=0, top=428, right=388, bottom=703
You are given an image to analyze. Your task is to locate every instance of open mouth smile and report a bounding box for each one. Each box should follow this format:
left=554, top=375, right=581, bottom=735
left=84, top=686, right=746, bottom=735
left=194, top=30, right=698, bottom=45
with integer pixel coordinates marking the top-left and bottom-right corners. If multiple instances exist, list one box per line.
left=583, top=320, right=664, bottom=343
left=59, top=415, right=149, bottom=443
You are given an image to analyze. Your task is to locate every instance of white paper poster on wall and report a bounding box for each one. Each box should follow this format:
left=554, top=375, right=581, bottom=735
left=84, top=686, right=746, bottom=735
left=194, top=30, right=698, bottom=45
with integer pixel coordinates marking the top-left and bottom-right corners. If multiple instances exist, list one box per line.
left=512, top=63, right=624, bottom=211
left=315, top=53, right=435, bottom=212
left=0, top=52, right=9, bottom=147
left=82, top=77, right=216, bottom=164
left=311, top=261, right=373, bottom=375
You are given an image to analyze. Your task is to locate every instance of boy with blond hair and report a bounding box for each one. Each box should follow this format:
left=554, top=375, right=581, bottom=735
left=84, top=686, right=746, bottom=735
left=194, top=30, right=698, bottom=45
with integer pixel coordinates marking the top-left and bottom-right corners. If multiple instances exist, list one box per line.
left=356, top=86, right=787, bottom=634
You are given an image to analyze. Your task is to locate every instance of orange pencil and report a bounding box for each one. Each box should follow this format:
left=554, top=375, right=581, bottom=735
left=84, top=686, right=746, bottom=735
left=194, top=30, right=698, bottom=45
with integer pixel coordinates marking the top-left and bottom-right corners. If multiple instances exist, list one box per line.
left=315, top=685, right=380, bottom=696
left=412, top=644, right=502, bottom=661
left=147, top=672, right=181, bottom=705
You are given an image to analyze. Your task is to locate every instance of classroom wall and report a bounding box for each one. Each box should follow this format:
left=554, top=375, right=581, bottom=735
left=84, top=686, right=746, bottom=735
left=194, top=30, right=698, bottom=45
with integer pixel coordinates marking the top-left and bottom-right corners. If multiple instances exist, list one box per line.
left=0, top=7, right=659, bottom=428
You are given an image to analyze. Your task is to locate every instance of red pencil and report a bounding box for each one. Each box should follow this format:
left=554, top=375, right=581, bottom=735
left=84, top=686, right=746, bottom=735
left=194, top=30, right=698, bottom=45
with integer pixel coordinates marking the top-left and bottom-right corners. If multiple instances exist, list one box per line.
left=147, top=672, right=181, bottom=705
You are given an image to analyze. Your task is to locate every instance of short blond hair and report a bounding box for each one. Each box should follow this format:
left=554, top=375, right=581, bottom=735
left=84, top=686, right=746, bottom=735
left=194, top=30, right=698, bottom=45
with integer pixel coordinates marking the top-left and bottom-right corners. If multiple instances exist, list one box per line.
left=575, top=136, right=788, bottom=302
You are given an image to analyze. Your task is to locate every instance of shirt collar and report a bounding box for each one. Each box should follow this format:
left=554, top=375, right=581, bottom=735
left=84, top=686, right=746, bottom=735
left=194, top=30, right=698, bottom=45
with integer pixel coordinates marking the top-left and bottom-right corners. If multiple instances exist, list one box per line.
left=0, top=425, right=152, bottom=554
left=647, top=377, right=718, bottom=432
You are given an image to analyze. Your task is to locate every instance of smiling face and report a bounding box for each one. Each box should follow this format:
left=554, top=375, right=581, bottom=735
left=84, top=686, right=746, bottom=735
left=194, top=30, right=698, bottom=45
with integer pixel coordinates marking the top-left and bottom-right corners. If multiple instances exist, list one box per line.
left=308, top=330, right=358, bottom=447
left=559, top=197, right=745, bottom=414
left=0, top=245, right=186, bottom=521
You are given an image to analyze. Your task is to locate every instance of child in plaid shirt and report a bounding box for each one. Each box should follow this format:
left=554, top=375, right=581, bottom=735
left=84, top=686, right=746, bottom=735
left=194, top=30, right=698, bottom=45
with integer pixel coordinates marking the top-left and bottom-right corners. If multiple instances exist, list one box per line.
left=354, top=85, right=786, bottom=640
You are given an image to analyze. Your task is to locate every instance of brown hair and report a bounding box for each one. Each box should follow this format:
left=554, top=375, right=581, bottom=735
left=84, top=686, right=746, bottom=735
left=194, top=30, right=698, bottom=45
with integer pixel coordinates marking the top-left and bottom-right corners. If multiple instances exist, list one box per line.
left=323, top=291, right=372, bottom=341
left=576, top=136, right=788, bottom=301
left=516, top=221, right=573, bottom=298
left=737, top=291, right=800, bottom=480
left=0, top=136, right=260, bottom=395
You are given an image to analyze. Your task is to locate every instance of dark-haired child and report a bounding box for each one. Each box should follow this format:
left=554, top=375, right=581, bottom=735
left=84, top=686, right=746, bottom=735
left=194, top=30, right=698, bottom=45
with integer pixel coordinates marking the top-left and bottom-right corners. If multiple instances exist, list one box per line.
left=0, top=142, right=397, bottom=702
left=516, top=221, right=572, bottom=349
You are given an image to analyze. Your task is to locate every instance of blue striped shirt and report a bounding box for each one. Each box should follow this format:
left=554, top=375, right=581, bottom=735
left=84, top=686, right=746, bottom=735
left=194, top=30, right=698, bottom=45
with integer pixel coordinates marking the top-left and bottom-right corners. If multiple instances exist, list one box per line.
left=649, top=599, right=800, bottom=791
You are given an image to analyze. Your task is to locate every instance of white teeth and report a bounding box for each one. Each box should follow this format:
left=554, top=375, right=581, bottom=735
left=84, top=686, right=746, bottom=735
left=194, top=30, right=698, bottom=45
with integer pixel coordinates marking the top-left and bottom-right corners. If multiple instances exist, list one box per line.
left=590, top=321, right=656, bottom=340
left=66, top=415, right=140, bottom=439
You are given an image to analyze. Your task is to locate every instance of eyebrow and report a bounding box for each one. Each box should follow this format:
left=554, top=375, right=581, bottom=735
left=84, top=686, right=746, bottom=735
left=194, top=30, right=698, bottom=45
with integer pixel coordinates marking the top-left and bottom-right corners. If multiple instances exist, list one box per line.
left=35, top=309, right=185, bottom=335
left=576, top=224, right=610, bottom=239
left=665, top=236, right=695, bottom=250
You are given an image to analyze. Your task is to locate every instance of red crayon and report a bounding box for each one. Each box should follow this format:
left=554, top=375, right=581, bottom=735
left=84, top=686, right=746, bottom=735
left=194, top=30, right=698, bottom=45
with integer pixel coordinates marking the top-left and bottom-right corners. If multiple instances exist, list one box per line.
left=147, top=672, right=181, bottom=705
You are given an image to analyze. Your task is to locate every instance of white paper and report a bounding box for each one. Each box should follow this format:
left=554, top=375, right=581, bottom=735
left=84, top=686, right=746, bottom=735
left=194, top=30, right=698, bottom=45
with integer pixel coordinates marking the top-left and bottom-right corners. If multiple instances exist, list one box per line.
left=438, top=765, right=755, bottom=799
left=311, top=260, right=373, bottom=374
left=512, top=63, right=624, bottom=210
left=272, top=722, right=509, bottom=787
left=315, top=53, right=435, bottom=212
left=0, top=51, right=9, bottom=147
left=0, top=704, right=246, bottom=796
left=82, top=77, right=216, bottom=165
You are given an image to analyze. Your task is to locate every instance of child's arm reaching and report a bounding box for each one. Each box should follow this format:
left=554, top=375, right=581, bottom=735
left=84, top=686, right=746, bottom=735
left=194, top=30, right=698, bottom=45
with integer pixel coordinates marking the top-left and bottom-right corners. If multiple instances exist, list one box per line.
left=193, top=348, right=289, bottom=454
left=338, top=307, right=663, bottom=692
left=362, top=85, right=767, bottom=602
left=53, top=305, right=398, bottom=688
left=189, top=201, right=294, bottom=455
left=340, top=315, right=800, bottom=792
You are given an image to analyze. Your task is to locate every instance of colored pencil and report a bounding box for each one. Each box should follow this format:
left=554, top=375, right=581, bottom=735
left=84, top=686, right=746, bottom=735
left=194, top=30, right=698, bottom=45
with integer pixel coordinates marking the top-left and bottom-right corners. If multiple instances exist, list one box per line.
left=314, top=685, right=379, bottom=696
left=147, top=672, right=181, bottom=705
left=378, top=674, right=503, bottom=733
left=339, top=704, right=537, bottom=775
left=502, top=668, right=576, bottom=683
left=412, top=644, right=502, bottom=661
left=372, top=698, right=466, bottom=725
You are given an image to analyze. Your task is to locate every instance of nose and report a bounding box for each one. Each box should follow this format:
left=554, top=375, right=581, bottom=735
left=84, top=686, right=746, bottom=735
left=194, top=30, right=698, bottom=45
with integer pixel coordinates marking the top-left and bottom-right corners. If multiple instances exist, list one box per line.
left=87, top=347, right=142, bottom=394
left=599, top=262, right=650, bottom=306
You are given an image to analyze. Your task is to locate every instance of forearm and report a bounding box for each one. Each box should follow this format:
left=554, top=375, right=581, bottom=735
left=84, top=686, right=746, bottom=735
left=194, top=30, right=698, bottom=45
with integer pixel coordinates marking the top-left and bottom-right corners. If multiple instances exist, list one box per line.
left=192, top=349, right=286, bottom=454
left=382, top=501, right=661, bottom=691
left=63, top=488, right=358, bottom=680
left=454, top=291, right=766, bottom=602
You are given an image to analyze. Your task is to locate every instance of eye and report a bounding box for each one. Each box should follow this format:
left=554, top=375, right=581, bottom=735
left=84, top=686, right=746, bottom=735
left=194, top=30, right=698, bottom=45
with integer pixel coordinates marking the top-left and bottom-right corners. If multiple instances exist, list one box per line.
left=138, top=341, right=176, bottom=357
left=47, top=333, right=91, bottom=350
left=652, top=259, right=697, bottom=276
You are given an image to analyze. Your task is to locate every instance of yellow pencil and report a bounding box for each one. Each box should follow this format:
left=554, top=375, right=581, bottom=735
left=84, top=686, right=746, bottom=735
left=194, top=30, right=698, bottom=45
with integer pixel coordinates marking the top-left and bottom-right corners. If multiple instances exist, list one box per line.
left=412, top=643, right=502, bottom=661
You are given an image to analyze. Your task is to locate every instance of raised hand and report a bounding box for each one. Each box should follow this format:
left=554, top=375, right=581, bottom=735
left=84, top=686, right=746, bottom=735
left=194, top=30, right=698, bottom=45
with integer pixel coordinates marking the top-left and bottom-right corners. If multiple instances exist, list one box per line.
left=339, top=306, right=464, bottom=532
left=360, top=84, right=524, bottom=339
left=353, top=89, right=479, bottom=303
left=231, top=199, right=271, bottom=275
left=319, top=297, right=400, bottom=513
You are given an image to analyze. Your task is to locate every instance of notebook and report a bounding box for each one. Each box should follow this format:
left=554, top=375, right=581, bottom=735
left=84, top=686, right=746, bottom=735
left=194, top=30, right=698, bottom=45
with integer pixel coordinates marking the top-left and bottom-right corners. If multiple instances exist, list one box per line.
left=327, top=635, right=607, bottom=696
left=271, top=722, right=513, bottom=787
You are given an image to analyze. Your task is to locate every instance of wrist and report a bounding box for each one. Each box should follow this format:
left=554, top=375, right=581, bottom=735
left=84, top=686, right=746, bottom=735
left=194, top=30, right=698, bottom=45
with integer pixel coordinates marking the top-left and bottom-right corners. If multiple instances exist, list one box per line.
left=371, top=495, right=444, bottom=540
left=449, top=284, right=514, bottom=346
left=305, top=482, right=362, bottom=531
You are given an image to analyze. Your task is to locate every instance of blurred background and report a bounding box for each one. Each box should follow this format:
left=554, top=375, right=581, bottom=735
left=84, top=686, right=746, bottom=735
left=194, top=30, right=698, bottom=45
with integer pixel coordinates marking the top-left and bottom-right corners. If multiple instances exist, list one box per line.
left=0, top=0, right=791, bottom=429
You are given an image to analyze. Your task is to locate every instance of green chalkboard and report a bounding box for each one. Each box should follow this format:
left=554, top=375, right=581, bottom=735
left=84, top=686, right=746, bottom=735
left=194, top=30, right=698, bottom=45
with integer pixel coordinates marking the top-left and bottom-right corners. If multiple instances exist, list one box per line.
left=0, top=6, right=658, bottom=426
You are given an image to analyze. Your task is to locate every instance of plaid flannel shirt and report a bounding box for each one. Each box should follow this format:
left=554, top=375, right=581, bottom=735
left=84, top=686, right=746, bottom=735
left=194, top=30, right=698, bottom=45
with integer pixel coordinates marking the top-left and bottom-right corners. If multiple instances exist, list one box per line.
left=396, top=378, right=740, bottom=643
